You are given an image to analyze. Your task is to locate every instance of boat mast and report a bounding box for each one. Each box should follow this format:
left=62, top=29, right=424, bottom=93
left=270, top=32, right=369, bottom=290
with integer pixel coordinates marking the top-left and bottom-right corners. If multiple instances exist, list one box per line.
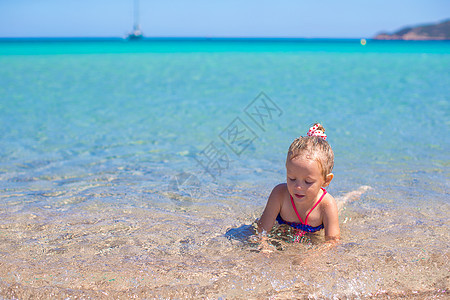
left=133, top=0, right=140, bottom=33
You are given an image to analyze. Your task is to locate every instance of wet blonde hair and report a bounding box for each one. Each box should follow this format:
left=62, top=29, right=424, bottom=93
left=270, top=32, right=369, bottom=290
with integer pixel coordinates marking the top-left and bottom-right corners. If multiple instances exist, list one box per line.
left=287, top=123, right=334, bottom=180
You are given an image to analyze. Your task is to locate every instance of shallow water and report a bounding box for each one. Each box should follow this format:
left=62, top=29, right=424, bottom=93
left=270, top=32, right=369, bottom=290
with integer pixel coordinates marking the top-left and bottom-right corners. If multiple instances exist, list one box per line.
left=0, top=39, right=449, bottom=298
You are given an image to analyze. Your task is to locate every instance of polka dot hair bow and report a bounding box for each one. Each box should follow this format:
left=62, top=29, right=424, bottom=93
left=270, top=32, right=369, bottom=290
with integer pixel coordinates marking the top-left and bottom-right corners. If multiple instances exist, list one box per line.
left=307, top=124, right=327, bottom=140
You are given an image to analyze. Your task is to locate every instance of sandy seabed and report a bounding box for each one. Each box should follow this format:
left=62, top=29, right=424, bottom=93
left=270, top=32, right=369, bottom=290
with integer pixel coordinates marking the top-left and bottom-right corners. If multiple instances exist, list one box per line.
left=0, top=196, right=448, bottom=299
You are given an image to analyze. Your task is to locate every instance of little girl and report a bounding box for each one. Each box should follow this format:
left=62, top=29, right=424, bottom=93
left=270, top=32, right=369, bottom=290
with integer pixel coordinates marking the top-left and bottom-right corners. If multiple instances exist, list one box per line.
left=257, top=123, right=340, bottom=242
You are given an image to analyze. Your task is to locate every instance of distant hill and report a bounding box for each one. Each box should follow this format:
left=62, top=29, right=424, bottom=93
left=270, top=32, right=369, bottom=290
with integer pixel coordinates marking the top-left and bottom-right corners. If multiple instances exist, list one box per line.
left=374, top=19, right=450, bottom=40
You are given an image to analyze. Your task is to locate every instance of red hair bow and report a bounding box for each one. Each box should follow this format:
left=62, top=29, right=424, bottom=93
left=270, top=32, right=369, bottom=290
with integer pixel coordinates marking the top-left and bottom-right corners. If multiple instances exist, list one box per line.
left=307, top=124, right=327, bottom=140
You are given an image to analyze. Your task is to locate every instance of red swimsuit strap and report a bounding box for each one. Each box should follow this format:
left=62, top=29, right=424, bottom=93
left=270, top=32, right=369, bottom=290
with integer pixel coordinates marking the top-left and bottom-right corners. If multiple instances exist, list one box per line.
left=305, top=188, right=327, bottom=225
left=290, top=188, right=327, bottom=225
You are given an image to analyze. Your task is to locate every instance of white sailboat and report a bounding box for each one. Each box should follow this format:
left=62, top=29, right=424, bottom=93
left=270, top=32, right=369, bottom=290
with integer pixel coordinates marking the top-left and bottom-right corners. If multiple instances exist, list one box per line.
left=127, top=0, right=143, bottom=40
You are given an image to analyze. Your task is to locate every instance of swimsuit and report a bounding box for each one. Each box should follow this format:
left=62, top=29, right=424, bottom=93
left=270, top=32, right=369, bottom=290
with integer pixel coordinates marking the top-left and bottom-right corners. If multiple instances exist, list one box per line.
left=276, top=188, right=327, bottom=234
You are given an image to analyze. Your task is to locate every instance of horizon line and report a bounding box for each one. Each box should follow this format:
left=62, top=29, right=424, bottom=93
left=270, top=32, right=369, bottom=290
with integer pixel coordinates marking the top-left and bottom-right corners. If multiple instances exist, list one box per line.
left=0, top=36, right=367, bottom=39
left=1, top=37, right=449, bottom=42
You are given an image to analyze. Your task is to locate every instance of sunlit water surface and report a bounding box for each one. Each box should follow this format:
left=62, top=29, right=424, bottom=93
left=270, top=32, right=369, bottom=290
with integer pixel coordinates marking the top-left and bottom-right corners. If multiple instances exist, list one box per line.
left=0, top=39, right=449, bottom=298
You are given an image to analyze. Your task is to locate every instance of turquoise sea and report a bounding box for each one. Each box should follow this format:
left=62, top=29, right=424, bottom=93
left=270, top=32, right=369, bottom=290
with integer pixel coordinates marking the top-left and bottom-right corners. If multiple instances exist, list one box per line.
left=0, top=39, right=449, bottom=298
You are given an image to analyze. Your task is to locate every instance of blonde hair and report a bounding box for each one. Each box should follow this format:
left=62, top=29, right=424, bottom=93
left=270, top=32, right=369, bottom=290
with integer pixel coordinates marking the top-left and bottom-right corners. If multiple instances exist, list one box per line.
left=287, top=123, right=334, bottom=180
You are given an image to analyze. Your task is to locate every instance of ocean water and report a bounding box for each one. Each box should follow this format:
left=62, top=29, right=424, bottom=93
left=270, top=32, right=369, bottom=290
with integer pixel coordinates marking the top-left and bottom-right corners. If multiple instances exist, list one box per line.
left=0, top=39, right=449, bottom=298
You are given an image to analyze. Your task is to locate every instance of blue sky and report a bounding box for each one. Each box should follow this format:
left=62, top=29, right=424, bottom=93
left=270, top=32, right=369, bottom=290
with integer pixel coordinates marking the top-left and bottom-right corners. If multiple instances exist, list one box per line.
left=0, top=0, right=448, bottom=38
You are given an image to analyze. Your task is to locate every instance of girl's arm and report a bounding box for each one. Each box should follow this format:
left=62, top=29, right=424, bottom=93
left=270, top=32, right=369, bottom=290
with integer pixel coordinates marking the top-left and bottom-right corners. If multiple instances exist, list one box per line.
left=257, top=183, right=284, bottom=233
left=322, top=194, right=340, bottom=241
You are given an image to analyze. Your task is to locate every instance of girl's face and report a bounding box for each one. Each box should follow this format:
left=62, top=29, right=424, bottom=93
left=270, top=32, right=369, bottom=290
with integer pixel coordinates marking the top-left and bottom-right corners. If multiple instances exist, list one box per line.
left=286, top=155, right=332, bottom=203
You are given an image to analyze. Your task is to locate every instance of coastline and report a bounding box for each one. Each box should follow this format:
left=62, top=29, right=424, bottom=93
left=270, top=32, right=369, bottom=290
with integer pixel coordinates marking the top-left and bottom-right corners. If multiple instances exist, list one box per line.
left=373, top=19, right=450, bottom=41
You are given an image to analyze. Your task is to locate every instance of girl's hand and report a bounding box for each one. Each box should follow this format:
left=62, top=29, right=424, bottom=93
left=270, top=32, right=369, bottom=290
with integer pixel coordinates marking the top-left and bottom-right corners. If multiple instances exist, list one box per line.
left=325, top=235, right=340, bottom=243
left=250, top=229, right=275, bottom=254
left=258, top=239, right=274, bottom=254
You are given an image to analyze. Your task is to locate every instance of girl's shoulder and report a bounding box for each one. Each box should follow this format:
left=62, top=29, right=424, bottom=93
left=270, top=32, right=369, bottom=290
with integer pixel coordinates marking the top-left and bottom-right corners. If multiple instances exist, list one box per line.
left=272, top=183, right=289, bottom=197
left=319, top=190, right=338, bottom=214
left=268, top=183, right=289, bottom=204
